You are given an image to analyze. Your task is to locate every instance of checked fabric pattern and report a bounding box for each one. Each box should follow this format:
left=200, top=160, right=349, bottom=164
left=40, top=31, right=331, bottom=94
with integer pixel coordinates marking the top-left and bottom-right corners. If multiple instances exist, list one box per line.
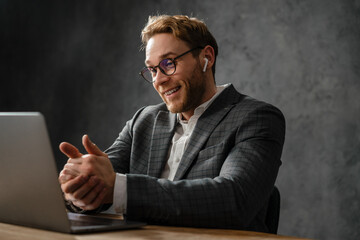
left=105, top=84, right=285, bottom=232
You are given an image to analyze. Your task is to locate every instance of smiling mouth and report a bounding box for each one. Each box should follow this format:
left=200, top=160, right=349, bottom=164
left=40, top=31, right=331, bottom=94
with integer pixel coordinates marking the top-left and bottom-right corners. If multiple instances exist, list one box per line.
left=164, top=87, right=181, bottom=96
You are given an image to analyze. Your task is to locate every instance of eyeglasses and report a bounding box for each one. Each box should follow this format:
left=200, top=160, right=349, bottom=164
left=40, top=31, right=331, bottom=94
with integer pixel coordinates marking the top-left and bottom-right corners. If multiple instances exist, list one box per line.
left=140, top=47, right=202, bottom=83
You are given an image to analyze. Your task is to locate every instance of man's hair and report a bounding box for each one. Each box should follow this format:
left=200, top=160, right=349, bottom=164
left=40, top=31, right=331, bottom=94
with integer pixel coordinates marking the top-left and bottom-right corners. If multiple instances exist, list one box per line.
left=141, top=15, right=218, bottom=77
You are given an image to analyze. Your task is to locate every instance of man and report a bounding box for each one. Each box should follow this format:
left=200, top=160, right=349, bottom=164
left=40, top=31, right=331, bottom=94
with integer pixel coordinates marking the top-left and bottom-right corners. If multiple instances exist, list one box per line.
left=59, top=15, right=285, bottom=232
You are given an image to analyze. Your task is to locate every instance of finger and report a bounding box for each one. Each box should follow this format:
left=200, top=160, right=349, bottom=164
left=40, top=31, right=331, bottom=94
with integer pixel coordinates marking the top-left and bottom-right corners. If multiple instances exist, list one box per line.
left=71, top=176, right=101, bottom=201
left=80, top=188, right=107, bottom=211
left=58, top=168, right=78, bottom=184
left=84, top=188, right=107, bottom=210
left=72, top=179, right=106, bottom=209
left=61, top=175, right=89, bottom=194
left=63, top=192, right=73, bottom=201
left=63, top=162, right=82, bottom=175
left=59, top=142, right=83, bottom=158
left=82, top=135, right=107, bottom=157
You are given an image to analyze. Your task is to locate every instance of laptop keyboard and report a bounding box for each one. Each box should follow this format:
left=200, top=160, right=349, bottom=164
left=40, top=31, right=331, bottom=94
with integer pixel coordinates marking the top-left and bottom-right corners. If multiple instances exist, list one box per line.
left=68, top=213, right=120, bottom=226
left=70, top=219, right=110, bottom=226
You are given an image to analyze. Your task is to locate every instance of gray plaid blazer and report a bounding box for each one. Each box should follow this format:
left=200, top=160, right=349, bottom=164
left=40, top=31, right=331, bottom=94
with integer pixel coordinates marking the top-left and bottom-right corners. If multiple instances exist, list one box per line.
left=106, top=84, right=285, bottom=232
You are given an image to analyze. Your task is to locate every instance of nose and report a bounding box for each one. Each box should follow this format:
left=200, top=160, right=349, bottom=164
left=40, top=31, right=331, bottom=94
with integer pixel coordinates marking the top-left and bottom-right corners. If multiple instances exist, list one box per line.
left=153, top=69, right=170, bottom=85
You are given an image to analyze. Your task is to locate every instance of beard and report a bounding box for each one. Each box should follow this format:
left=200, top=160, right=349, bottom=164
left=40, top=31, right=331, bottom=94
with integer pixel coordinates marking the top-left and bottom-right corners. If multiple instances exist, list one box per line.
left=165, top=62, right=207, bottom=115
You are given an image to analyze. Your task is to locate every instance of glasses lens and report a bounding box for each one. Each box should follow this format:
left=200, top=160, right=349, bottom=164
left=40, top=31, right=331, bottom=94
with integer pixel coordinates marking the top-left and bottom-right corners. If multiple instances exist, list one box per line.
left=141, top=68, right=154, bottom=82
left=159, top=59, right=175, bottom=75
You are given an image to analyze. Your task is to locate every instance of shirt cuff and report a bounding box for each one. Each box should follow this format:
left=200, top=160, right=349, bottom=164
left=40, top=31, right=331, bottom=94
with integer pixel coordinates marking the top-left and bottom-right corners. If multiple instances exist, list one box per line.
left=113, top=173, right=127, bottom=214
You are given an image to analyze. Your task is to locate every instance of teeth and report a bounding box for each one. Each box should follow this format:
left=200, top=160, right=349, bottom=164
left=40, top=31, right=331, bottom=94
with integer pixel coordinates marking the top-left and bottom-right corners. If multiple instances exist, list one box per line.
left=165, top=87, right=180, bottom=96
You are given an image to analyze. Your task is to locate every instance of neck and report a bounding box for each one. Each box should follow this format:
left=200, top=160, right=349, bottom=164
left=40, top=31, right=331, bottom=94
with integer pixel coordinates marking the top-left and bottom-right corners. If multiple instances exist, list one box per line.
left=180, top=84, right=217, bottom=121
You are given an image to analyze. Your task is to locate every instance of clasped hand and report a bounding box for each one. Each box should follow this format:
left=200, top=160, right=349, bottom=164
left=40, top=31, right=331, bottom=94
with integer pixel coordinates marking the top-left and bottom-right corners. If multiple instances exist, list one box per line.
left=58, top=135, right=116, bottom=211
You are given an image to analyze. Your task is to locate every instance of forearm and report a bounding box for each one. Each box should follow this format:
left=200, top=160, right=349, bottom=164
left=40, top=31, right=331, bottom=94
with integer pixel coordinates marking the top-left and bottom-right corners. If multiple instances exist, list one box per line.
left=125, top=173, right=275, bottom=229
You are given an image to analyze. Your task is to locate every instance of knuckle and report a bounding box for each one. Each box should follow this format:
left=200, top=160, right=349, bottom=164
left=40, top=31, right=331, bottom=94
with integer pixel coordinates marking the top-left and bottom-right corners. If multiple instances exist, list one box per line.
left=87, top=178, right=98, bottom=187
left=81, top=156, right=96, bottom=174
left=64, top=164, right=72, bottom=170
left=62, top=186, right=72, bottom=194
left=81, top=167, right=92, bottom=176
left=85, top=165, right=95, bottom=173
left=82, top=205, right=93, bottom=211
left=72, top=191, right=81, bottom=199
left=64, top=193, right=73, bottom=201
left=83, top=155, right=95, bottom=163
left=78, top=198, right=88, bottom=205
left=87, top=201, right=100, bottom=210
left=58, top=176, right=65, bottom=184
left=74, top=200, right=85, bottom=207
left=61, top=179, right=78, bottom=194
left=83, top=165, right=95, bottom=175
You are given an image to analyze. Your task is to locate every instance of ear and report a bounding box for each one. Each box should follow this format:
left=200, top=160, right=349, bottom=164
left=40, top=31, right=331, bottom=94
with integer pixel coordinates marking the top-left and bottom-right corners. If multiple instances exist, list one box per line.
left=201, top=45, right=215, bottom=72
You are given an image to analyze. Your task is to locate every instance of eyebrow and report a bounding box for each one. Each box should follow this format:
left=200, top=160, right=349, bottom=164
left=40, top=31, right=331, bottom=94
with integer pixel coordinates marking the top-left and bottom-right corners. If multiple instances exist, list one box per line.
left=145, top=51, right=178, bottom=66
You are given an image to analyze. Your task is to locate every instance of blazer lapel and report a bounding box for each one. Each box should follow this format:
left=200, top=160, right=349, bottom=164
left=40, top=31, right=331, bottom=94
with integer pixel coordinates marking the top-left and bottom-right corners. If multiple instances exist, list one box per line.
left=173, top=85, right=241, bottom=180
left=147, top=110, right=177, bottom=177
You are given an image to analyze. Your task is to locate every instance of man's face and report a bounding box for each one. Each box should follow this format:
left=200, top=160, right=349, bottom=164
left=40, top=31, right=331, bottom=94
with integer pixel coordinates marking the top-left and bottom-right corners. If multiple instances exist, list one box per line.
left=145, top=33, right=208, bottom=119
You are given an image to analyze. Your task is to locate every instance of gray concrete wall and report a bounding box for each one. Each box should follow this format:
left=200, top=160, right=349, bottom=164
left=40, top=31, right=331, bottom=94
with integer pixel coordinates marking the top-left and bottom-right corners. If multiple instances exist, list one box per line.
left=1, top=0, right=360, bottom=239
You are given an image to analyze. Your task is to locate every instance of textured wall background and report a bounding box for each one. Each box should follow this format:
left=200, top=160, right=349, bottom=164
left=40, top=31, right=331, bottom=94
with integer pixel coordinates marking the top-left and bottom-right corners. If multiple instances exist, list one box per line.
left=1, top=0, right=360, bottom=239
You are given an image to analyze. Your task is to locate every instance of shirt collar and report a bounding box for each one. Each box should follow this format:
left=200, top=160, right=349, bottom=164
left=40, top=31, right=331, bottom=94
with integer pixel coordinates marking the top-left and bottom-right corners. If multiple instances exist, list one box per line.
left=177, top=83, right=230, bottom=123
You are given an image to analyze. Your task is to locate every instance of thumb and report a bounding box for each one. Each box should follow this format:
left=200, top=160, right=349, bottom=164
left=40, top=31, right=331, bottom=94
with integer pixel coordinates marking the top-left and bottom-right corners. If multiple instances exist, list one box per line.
left=59, top=142, right=83, bottom=158
left=82, top=134, right=107, bottom=157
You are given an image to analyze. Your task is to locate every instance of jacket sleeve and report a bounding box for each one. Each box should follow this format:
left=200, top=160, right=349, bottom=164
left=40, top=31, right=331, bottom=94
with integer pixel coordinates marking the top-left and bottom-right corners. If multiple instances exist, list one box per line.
left=105, top=107, right=147, bottom=174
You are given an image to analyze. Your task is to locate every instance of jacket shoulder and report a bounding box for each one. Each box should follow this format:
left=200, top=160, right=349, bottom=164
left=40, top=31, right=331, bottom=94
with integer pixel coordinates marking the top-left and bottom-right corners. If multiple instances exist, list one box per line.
left=218, top=84, right=284, bottom=117
left=134, top=103, right=168, bottom=120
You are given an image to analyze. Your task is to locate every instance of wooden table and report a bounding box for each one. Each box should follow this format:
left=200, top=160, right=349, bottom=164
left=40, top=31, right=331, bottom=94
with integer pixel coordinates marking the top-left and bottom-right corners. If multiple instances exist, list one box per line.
left=0, top=222, right=310, bottom=240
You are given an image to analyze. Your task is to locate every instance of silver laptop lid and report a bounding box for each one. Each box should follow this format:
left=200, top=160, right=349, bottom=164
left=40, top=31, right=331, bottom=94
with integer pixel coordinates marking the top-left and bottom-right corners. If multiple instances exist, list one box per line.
left=0, top=112, right=71, bottom=232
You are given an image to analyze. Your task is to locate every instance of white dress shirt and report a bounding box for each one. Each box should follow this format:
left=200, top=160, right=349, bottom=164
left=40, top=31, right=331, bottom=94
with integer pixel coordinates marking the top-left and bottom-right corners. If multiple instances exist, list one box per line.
left=110, top=84, right=229, bottom=214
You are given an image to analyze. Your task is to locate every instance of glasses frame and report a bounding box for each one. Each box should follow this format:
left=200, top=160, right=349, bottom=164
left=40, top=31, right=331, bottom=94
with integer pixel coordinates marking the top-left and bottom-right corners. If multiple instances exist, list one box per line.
left=140, top=46, right=203, bottom=83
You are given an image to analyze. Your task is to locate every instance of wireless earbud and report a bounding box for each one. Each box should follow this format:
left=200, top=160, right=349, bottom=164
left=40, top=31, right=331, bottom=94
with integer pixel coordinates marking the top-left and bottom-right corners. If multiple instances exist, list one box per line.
left=203, top=58, right=208, bottom=72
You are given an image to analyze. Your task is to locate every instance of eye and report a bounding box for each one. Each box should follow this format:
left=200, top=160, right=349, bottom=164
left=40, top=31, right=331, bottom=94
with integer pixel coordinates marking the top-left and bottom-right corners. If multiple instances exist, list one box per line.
left=160, top=59, right=175, bottom=69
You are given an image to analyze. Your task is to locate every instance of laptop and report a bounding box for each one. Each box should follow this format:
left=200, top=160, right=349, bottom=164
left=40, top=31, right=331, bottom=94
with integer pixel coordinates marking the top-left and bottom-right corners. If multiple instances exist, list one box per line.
left=0, top=112, right=145, bottom=233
